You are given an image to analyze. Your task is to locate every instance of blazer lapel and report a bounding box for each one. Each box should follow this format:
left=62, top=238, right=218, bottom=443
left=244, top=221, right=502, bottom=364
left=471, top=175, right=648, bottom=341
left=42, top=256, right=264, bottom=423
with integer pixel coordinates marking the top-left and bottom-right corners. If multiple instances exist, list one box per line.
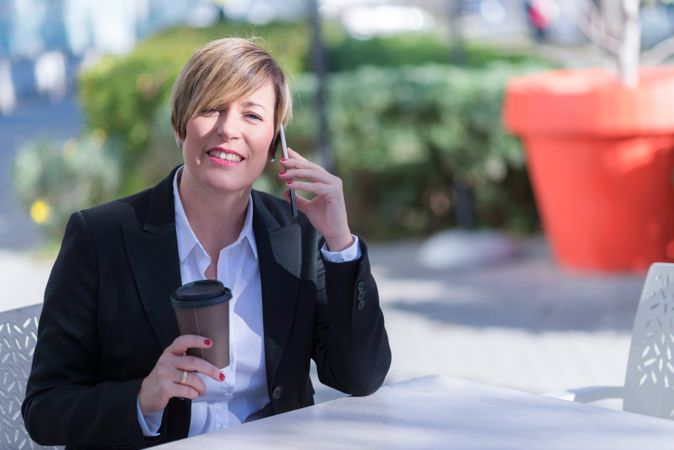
left=123, top=169, right=182, bottom=349
left=252, top=192, right=301, bottom=387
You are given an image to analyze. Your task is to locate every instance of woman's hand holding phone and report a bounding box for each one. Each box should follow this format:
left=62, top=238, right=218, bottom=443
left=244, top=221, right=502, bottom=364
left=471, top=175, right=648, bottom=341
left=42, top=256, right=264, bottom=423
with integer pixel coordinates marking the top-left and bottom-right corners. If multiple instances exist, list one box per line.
left=278, top=148, right=354, bottom=251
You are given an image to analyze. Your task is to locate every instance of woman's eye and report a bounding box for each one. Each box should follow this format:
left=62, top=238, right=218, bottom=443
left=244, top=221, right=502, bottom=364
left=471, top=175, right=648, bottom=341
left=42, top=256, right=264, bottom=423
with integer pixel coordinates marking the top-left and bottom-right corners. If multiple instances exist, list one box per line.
left=245, top=113, right=262, bottom=121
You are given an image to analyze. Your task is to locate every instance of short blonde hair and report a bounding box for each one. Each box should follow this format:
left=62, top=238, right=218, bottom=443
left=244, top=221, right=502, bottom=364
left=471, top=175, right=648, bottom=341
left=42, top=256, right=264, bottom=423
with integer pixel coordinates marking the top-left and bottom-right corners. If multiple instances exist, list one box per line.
left=171, top=37, right=292, bottom=145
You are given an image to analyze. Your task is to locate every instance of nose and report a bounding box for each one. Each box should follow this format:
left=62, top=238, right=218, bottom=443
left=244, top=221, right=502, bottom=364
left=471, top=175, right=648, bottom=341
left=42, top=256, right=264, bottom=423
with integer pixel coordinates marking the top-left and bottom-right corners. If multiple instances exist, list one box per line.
left=215, top=109, right=241, bottom=140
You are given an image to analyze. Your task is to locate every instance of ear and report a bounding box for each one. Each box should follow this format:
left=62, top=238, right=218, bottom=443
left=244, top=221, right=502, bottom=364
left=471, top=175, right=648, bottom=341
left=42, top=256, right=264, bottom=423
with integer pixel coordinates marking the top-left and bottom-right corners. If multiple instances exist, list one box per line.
left=173, top=129, right=183, bottom=150
left=268, top=131, right=280, bottom=161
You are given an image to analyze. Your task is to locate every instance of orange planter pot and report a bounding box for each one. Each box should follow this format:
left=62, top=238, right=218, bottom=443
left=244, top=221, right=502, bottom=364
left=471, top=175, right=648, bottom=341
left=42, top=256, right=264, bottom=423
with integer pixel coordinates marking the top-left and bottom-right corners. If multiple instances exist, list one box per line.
left=504, top=67, right=674, bottom=272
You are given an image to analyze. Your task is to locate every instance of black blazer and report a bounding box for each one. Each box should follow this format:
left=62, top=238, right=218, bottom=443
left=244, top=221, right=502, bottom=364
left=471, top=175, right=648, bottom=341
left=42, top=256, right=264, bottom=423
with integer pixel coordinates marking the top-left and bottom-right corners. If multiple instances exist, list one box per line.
left=22, top=167, right=391, bottom=449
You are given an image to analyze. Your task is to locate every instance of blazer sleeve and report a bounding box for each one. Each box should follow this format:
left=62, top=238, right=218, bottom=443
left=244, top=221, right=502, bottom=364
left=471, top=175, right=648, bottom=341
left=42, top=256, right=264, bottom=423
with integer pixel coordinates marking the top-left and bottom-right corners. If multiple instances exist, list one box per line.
left=311, top=237, right=392, bottom=396
left=22, top=212, right=148, bottom=447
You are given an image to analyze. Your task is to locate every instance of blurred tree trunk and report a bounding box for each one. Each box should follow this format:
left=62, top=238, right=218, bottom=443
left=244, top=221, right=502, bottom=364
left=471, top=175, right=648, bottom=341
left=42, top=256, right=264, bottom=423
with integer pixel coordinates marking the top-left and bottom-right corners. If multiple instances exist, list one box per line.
left=597, top=0, right=640, bottom=86
left=447, top=0, right=466, bottom=65
left=308, top=0, right=333, bottom=172
left=447, top=1, right=473, bottom=228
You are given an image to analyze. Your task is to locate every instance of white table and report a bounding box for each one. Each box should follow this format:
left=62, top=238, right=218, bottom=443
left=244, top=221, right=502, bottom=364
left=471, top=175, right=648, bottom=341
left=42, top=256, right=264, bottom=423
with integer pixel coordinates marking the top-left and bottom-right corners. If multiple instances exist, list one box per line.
left=156, top=376, right=674, bottom=449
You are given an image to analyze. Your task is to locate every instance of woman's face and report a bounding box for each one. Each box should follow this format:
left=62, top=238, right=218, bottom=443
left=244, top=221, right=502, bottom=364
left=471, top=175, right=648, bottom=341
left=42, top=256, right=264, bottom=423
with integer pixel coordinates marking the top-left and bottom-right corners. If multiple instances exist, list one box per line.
left=180, top=80, right=276, bottom=195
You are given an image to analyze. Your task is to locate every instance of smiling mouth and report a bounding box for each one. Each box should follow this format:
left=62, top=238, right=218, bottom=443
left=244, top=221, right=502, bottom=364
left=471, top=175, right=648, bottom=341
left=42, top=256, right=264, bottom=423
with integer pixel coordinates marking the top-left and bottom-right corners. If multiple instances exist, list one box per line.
left=207, top=150, right=244, bottom=163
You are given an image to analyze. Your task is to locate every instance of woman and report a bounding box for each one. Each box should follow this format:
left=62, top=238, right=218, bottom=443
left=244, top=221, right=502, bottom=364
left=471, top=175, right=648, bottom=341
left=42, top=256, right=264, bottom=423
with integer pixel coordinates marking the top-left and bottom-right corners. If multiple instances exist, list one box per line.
left=22, top=37, right=391, bottom=449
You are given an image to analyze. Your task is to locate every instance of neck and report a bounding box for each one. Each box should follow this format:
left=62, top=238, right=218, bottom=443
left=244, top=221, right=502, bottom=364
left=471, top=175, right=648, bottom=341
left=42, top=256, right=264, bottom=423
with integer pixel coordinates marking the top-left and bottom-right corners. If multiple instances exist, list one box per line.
left=178, top=168, right=251, bottom=255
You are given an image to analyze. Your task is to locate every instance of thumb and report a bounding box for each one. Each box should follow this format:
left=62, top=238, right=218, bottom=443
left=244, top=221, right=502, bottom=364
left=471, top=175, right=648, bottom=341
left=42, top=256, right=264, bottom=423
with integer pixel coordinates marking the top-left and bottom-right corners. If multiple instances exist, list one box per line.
left=283, top=190, right=310, bottom=212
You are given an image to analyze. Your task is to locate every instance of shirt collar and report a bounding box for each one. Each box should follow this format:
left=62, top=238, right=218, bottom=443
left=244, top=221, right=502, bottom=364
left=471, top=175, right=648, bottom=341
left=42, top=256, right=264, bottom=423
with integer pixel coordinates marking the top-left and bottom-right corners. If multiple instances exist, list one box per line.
left=173, top=167, right=258, bottom=264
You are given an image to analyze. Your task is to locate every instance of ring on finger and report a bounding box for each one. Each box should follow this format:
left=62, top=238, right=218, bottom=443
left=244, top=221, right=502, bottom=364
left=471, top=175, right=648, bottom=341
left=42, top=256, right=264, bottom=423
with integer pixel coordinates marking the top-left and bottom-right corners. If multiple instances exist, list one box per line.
left=179, top=370, right=188, bottom=385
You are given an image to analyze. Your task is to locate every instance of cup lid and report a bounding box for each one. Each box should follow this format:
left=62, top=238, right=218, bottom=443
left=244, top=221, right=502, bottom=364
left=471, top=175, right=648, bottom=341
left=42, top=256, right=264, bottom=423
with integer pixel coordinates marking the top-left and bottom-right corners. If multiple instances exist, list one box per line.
left=171, top=280, right=232, bottom=308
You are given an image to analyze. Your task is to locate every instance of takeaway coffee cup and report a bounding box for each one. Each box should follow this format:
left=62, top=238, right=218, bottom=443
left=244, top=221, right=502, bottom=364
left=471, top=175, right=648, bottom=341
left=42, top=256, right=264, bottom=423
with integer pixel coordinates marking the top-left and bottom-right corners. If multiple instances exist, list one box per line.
left=170, top=280, right=232, bottom=368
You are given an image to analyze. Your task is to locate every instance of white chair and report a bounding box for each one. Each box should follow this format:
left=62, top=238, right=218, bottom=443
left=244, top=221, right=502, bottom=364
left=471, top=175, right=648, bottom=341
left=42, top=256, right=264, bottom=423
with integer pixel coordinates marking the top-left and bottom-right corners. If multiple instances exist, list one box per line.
left=548, top=263, right=674, bottom=419
left=0, top=303, right=60, bottom=449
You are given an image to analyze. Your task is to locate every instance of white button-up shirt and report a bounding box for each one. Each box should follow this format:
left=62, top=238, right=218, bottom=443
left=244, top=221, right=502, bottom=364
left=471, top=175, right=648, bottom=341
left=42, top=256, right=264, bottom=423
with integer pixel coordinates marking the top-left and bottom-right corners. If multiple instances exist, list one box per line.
left=137, top=168, right=360, bottom=436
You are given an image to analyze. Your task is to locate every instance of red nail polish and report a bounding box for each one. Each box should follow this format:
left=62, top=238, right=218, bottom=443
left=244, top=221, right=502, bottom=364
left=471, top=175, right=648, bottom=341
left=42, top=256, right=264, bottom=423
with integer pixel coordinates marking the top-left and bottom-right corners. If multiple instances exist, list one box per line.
left=219, top=373, right=225, bottom=381
left=280, top=158, right=287, bottom=162
left=286, top=179, right=293, bottom=184
left=204, top=339, right=212, bottom=346
left=279, top=171, right=286, bottom=175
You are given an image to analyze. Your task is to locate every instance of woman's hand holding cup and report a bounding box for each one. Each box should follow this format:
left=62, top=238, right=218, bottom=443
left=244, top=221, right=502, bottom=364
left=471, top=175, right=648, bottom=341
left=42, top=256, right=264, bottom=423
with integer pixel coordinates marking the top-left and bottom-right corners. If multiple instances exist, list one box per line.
left=138, top=335, right=224, bottom=415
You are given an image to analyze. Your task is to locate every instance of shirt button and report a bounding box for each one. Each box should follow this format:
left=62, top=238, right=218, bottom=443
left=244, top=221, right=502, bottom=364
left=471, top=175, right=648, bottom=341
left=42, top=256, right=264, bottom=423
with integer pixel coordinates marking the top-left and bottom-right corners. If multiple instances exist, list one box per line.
left=272, top=386, right=285, bottom=400
left=357, top=301, right=366, bottom=310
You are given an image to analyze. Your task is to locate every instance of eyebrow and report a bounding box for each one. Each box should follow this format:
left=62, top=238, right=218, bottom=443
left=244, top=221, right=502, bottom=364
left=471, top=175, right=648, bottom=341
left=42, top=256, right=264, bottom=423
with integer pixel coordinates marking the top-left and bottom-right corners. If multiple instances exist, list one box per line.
left=242, top=101, right=267, bottom=111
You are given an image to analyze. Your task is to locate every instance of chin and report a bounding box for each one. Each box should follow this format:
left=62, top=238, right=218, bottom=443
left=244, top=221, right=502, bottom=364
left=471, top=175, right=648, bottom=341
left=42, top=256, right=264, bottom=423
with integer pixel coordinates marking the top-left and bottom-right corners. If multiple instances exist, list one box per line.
left=203, top=174, right=254, bottom=194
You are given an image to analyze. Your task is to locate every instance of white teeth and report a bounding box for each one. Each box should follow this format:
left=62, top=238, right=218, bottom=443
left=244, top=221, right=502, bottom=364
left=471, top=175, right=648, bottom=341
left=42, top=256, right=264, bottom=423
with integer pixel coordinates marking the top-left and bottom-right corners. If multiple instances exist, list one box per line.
left=210, top=151, right=242, bottom=162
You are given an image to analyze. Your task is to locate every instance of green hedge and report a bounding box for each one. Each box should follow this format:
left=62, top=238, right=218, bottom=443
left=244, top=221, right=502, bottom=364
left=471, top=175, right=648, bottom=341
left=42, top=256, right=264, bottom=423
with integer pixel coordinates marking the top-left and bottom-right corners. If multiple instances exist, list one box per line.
left=12, top=132, right=121, bottom=241
left=285, top=64, right=544, bottom=239
left=324, top=31, right=546, bottom=72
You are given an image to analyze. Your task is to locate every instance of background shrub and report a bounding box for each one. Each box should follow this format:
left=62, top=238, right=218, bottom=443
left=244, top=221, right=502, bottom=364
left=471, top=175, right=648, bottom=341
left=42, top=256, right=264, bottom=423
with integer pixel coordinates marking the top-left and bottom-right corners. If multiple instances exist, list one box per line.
left=287, top=64, right=545, bottom=239
left=12, top=131, right=121, bottom=241
left=323, top=30, right=546, bottom=72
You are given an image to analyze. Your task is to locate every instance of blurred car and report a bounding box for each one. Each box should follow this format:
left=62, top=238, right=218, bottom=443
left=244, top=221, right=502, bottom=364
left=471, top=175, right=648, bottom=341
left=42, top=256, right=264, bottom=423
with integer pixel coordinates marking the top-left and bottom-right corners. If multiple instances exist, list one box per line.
left=524, top=0, right=674, bottom=47
left=524, top=0, right=585, bottom=44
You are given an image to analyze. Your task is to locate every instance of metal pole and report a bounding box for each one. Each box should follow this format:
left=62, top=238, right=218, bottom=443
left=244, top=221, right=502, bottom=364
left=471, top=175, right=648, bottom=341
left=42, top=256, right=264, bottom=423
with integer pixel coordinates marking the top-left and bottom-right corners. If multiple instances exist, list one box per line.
left=308, top=0, right=333, bottom=172
left=447, top=0, right=465, bottom=65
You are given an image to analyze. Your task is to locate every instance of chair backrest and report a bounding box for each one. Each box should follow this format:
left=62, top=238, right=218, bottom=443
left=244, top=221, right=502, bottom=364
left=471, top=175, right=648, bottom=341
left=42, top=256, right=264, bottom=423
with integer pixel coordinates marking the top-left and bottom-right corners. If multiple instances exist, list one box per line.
left=0, top=303, right=60, bottom=450
left=624, top=263, right=674, bottom=419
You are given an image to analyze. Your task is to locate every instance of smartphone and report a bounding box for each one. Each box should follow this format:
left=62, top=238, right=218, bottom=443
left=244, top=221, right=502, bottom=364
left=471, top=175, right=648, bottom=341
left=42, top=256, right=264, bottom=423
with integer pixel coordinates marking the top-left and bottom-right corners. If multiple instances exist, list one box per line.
left=279, top=124, right=298, bottom=217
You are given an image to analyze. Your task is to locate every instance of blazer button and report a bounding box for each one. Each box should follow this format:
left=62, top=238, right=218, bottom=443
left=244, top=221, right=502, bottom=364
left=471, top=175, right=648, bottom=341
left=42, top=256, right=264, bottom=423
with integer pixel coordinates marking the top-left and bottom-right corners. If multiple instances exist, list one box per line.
left=272, top=386, right=285, bottom=400
left=357, top=301, right=366, bottom=310
left=357, top=281, right=366, bottom=293
left=357, top=291, right=366, bottom=301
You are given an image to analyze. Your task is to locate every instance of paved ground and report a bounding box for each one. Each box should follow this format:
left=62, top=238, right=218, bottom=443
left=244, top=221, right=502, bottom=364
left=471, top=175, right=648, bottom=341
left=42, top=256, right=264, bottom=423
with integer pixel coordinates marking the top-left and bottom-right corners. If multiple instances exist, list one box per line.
left=0, top=235, right=645, bottom=405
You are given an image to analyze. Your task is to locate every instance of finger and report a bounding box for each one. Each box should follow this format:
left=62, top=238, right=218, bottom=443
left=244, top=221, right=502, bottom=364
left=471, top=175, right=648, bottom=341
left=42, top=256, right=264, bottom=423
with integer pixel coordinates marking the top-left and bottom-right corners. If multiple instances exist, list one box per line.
left=173, top=384, right=201, bottom=401
left=176, top=354, right=224, bottom=382
left=283, top=189, right=311, bottom=209
left=286, top=147, right=308, bottom=161
left=168, top=335, right=213, bottom=356
left=282, top=189, right=291, bottom=203
left=174, top=369, right=207, bottom=396
left=279, top=168, right=333, bottom=184
left=292, top=191, right=312, bottom=212
left=279, top=159, right=322, bottom=173
left=286, top=180, right=331, bottom=196
left=280, top=151, right=323, bottom=171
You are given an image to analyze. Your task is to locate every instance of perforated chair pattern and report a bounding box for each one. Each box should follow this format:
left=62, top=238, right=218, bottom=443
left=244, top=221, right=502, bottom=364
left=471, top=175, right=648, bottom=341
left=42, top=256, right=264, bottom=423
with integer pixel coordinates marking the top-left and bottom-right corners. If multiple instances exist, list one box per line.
left=0, top=303, right=60, bottom=450
left=547, top=263, right=674, bottom=420
left=623, top=263, right=674, bottom=418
